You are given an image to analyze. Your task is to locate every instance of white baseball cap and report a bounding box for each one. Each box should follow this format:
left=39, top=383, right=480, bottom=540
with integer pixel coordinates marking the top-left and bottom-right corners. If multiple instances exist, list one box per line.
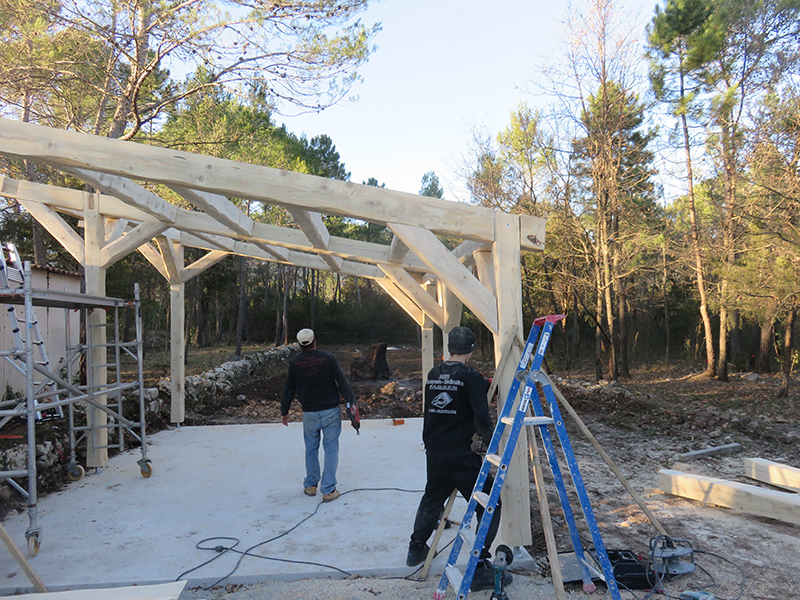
left=297, top=328, right=315, bottom=346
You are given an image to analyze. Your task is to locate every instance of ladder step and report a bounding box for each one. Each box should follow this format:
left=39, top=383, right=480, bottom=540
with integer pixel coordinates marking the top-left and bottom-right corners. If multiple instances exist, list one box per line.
left=444, top=565, right=463, bottom=593
left=472, top=491, right=489, bottom=508
left=486, top=453, right=503, bottom=467
left=500, top=416, right=554, bottom=426
left=459, top=528, right=476, bottom=549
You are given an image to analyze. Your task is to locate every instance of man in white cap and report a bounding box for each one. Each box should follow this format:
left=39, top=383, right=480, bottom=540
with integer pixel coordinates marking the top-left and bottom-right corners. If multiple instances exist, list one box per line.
left=281, top=328, right=355, bottom=502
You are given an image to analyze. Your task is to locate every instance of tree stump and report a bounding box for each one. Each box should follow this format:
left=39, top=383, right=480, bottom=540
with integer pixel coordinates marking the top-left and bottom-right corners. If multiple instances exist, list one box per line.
left=349, top=343, right=391, bottom=380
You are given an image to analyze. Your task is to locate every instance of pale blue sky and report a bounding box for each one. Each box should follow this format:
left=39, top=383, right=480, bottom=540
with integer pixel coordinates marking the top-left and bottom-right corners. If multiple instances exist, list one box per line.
left=281, top=0, right=660, bottom=200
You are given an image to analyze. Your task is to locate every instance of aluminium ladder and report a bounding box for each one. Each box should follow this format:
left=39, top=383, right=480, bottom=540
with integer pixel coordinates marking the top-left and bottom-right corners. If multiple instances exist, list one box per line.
left=433, top=315, right=621, bottom=600
left=0, top=242, right=63, bottom=421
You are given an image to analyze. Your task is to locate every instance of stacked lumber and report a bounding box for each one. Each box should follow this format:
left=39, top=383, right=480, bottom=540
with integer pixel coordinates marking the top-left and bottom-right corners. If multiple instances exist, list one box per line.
left=659, top=457, right=800, bottom=526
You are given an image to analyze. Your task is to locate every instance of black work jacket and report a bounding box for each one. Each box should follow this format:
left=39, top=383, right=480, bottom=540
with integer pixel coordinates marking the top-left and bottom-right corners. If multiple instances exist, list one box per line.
left=281, top=349, right=355, bottom=415
left=422, top=361, right=493, bottom=455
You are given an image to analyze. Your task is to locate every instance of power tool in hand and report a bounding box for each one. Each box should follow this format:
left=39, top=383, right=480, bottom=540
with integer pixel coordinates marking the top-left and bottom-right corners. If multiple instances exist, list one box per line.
left=346, top=401, right=361, bottom=434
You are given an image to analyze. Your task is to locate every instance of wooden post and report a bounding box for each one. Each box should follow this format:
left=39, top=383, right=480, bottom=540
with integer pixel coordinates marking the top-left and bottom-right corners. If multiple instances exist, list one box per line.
left=474, top=249, right=497, bottom=296
left=169, top=244, right=185, bottom=424
left=421, top=282, right=435, bottom=385
left=439, top=281, right=462, bottom=357
left=84, top=191, right=109, bottom=468
left=492, top=212, right=531, bottom=547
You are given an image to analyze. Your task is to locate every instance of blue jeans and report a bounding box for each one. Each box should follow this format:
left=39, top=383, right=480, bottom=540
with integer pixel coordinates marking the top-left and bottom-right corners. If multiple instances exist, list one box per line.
left=302, top=406, right=342, bottom=494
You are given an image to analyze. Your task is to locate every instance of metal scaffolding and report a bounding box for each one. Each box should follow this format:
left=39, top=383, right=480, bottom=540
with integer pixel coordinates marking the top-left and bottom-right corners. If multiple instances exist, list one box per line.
left=0, top=260, right=149, bottom=556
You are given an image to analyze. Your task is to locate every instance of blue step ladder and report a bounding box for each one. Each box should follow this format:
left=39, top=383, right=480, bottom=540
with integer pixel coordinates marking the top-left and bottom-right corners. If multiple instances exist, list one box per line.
left=433, top=315, right=621, bottom=600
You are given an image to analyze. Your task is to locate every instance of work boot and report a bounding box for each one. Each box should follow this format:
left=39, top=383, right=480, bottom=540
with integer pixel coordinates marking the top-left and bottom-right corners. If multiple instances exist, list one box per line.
left=406, top=541, right=430, bottom=567
left=470, top=558, right=513, bottom=591
left=322, top=489, right=340, bottom=502
left=304, top=486, right=317, bottom=496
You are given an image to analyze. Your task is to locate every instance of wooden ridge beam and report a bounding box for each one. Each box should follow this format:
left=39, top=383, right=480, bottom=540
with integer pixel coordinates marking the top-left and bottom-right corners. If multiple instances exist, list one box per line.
left=659, top=469, right=800, bottom=526
left=0, top=118, right=546, bottom=250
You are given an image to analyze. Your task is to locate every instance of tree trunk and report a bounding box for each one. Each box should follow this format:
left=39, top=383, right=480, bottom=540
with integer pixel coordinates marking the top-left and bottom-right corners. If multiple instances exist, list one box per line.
left=663, top=241, right=670, bottom=363
left=600, top=212, right=617, bottom=381
left=235, top=256, right=247, bottom=357
left=192, top=273, right=205, bottom=347
left=310, top=269, right=317, bottom=329
left=717, top=302, right=729, bottom=381
left=778, top=310, right=795, bottom=398
left=594, top=259, right=605, bottom=382
left=757, top=307, right=776, bottom=374
left=282, top=266, right=290, bottom=345
left=730, top=310, right=742, bottom=368
left=679, top=66, right=715, bottom=377
left=349, top=343, right=391, bottom=380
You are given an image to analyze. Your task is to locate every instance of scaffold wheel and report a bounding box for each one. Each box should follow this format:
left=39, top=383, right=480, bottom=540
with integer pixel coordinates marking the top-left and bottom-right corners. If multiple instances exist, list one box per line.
left=67, top=464, right=85, bottom=482
left=27, top=534, right=40, bottom=556
left=140, top=462, right=153, bottom=478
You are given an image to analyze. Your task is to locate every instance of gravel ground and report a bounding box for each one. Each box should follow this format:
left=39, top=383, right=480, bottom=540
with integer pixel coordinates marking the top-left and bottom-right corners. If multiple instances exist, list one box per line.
left=177, top=571, right=587, bottom=600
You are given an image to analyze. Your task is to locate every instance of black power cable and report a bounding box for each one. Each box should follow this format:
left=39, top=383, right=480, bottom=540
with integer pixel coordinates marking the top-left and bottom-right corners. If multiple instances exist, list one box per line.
left=176, top=487, right=425, bottom=590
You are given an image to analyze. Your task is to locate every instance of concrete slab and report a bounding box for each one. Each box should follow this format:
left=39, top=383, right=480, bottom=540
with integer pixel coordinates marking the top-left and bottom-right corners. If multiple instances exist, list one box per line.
left=0, top=418, right=497, bottom=595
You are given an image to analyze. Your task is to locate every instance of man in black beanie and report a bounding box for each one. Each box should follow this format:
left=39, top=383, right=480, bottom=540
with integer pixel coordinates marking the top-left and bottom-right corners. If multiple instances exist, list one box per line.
left=406, top=326, right=512, bottom=591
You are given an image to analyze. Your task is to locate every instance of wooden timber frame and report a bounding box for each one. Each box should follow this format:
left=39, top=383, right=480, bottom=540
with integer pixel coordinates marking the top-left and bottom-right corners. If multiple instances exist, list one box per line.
left=0, top=118, right=546, bottom=548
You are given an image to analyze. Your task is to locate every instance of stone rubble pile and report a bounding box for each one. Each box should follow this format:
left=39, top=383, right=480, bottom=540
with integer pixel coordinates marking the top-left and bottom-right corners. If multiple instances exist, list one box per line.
left=152, top=343, right=298, bottom=413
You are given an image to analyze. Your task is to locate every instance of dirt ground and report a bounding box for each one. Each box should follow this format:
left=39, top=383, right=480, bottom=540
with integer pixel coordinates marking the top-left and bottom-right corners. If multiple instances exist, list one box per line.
left=176, top=344, right=800, bottom=600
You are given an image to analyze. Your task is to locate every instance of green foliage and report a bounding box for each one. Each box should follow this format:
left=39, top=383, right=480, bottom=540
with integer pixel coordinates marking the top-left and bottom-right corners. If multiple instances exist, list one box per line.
left=419, top=171, right=444, bottom=198
left=0, top=0, right=380, bottom=139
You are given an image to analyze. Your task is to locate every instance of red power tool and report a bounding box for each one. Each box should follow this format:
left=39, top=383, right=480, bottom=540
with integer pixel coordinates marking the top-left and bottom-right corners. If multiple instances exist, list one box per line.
left=346, top=401, right=361, bottom=434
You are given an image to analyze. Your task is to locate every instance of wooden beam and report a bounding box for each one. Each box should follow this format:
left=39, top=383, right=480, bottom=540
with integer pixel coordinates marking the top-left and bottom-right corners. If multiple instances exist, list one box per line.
left=376, top=279, right=425, bottom=326
left=451, top=240, right=489, bottom=267
left=168, top=185, right=254, bottom=236
left=138, top=241, right=169, bottom=280
left=379, top=264, right=445, bottom=327
left=388, top=235, right=410, bottom=263
left=0, top=118, right=546, bottom=250
left=182, top=250, right=229, bottom=283
left=421, top=282, right=436, bottom=382
left=186, top=231, right=235, bottom=251
left=106, top=218, right=129, bottom=244
left=0, top=521, right=47, bottom=592
left=18, top=199, right=85, bottom=264
left=474, top=248, right=496, bottom=295
left=156, top=237, right=181, bottom=284
left=64, top=167, right=177, bottom=223
left=84, top=191, right=108, bottom=468
left=493, top=212, right=529, bottom=547
left=0, top=177, right=430, bottom=273
left=251, top=241, right=290, bottom=261
left=745, top=458, right=800, bottom=493
left=286, top=207, right=342, bottom=271
left=100, top=221, right=169, bottom=267
left=391, top=223, right=499, bottom=334
left=659, top=469, right=800, bottom=525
